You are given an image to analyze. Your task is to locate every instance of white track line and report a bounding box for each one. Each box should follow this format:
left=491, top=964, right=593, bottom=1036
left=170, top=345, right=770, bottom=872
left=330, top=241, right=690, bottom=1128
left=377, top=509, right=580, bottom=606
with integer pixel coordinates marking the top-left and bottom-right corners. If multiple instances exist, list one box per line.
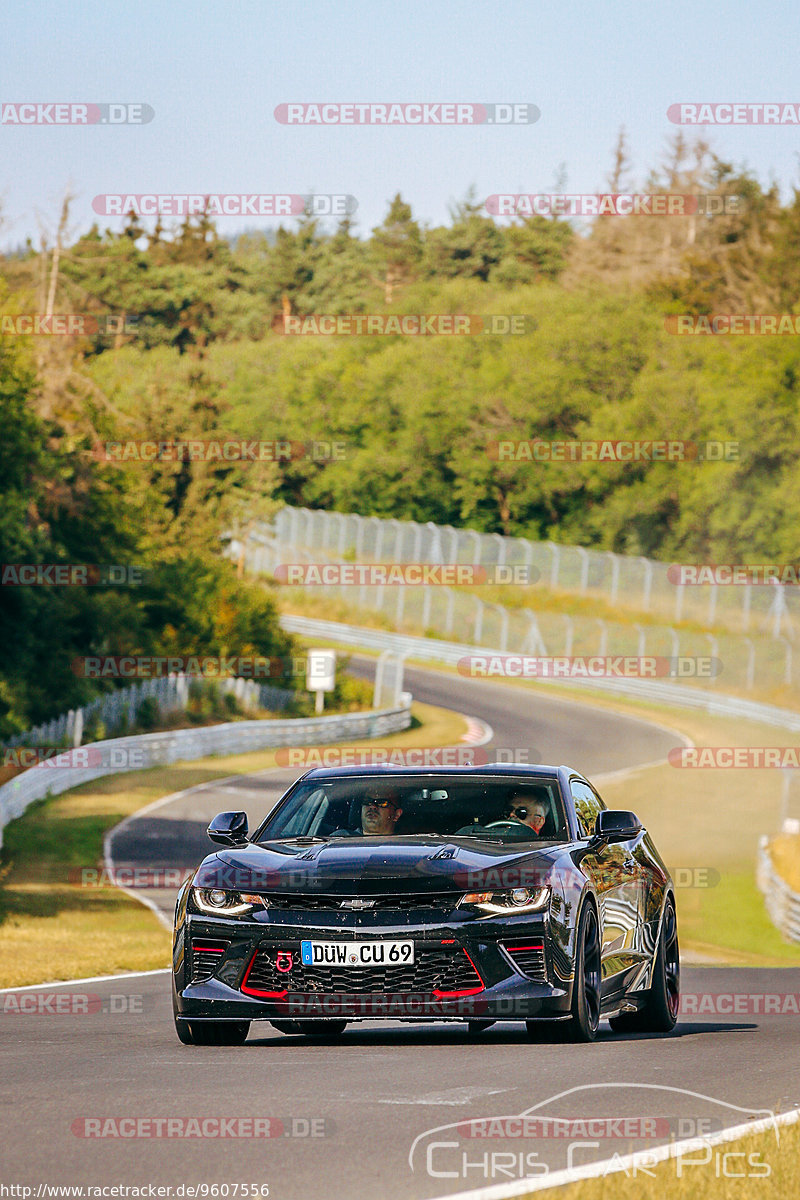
left=0, top=968, right=170, bottom=993
left=103, top=765, right=292, bottom=931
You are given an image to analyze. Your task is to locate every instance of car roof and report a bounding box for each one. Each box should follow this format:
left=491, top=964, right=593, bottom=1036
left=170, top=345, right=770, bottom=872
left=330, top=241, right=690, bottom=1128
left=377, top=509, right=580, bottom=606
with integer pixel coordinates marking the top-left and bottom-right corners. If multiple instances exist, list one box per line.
left=297, top=763, right=579, bottom=781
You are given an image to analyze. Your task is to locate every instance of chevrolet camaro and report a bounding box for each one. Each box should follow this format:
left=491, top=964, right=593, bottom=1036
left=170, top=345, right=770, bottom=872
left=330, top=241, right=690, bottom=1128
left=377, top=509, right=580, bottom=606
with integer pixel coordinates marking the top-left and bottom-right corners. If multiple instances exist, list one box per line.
left=172, top=764, right=679, bottom=1044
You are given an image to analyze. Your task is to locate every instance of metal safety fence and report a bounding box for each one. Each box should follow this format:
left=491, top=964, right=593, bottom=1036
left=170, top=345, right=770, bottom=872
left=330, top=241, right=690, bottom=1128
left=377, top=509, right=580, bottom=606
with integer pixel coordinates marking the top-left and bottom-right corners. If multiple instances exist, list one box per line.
left=3, top=674, right=293, bottom=752
left=235, top=509, right=799, bottom=700
left=273, top=506, right=799, bottom=637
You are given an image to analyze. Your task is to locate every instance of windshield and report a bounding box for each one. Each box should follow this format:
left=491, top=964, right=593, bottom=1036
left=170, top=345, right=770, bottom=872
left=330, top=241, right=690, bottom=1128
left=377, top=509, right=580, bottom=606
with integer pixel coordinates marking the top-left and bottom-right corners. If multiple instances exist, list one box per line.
left=255, top=775, right=568, bottom=844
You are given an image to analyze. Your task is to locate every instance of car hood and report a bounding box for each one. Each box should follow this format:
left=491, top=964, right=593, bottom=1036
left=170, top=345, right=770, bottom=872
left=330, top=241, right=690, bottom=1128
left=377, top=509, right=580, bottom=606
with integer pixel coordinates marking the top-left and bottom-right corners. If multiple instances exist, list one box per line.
left=193, top=836, right=563, bottom=895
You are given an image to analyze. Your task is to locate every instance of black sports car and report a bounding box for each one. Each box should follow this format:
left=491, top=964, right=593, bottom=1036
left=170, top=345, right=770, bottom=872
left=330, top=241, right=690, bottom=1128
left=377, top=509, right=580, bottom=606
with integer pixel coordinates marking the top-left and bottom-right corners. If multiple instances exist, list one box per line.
left=172, top=764, right=679, bottom=1044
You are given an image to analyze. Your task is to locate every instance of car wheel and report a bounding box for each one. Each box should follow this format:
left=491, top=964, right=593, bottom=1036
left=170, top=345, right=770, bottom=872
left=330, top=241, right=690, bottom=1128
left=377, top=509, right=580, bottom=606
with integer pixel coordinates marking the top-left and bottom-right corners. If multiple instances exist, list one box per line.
left=176, top=1020, right=250, bottom=1045
left=174, top=1017, right=196, bottom=1045
left=269, top=1019, right=348, bottom=1037
left=465, top=1020, right=496, bottom=1035
left=563, top=902, right=601, bottom=1042
left=609, top=898, right=680, bottom=1034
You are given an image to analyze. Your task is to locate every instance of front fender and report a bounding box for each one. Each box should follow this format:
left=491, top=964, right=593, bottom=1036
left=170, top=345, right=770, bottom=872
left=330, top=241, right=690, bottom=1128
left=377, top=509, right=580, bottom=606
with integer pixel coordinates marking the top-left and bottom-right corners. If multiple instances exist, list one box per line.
left=172, top=875, right=193, bottom=990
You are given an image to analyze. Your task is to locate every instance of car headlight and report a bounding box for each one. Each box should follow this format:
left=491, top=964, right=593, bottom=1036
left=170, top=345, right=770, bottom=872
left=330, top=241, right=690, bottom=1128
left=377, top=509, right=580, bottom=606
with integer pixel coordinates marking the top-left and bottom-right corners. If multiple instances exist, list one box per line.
left=461, top=887, right=550, bottom=914
left=192, top=887, right=264, bottom=916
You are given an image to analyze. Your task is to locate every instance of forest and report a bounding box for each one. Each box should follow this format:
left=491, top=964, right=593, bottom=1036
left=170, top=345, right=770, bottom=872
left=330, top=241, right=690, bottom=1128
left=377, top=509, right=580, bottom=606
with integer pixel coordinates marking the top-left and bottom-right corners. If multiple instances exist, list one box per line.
left=2, top=132, right=799, bottom=736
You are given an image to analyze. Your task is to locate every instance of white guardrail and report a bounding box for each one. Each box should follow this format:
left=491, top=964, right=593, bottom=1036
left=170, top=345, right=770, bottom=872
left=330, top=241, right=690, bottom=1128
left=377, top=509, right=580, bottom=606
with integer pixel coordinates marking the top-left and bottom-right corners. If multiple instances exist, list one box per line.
left=0, top=698, right=411, bottom=850
left=279, top=614, right=800, bottom=731
left=758, top=837, right=800, bottom=944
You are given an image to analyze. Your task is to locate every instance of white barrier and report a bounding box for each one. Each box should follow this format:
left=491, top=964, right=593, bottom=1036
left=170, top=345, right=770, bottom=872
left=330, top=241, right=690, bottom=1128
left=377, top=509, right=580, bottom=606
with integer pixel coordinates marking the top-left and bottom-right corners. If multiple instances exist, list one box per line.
left=0, top=697, right=411, bottom=849
left=757, top=836, right=800, bottom=944
left=279, top=614, right=800, bottom=732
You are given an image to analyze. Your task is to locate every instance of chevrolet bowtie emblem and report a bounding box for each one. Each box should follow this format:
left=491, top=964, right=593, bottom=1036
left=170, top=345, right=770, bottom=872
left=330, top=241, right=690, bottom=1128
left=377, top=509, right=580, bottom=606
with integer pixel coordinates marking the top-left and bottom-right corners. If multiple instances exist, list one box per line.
left=339, top=898, right=376, bottom=909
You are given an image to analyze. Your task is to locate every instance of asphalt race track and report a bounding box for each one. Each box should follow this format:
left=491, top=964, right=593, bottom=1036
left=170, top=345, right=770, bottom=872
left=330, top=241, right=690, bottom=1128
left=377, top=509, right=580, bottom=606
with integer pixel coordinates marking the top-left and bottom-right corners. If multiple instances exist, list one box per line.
left=3, top=662, right=797, bottom=1199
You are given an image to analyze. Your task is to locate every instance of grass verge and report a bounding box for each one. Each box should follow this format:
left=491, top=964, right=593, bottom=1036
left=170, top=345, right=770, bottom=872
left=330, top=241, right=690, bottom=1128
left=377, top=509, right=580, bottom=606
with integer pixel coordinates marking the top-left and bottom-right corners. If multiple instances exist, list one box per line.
left=0, top=700, right=468, bottom=988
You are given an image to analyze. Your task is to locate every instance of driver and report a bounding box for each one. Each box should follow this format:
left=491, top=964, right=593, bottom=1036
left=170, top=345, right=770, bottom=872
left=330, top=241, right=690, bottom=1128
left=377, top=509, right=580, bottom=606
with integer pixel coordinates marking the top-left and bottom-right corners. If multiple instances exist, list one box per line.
left=505, top=792, right=548, bottom=835
left=360, top=787, right=403, bottom=836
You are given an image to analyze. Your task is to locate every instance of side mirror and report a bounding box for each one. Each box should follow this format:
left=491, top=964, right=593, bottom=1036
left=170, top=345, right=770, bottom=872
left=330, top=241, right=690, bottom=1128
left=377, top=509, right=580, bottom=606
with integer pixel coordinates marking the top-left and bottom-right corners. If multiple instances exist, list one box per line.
left=207, top=811, right=249, bottom=846
left=593, top=810, right=643, bottom=843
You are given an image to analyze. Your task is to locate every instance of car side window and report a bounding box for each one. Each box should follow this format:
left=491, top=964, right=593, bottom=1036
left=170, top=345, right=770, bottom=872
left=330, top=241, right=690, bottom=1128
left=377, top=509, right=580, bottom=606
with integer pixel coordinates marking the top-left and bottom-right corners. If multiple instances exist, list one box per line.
left=571, top=780, right=603, bottom=839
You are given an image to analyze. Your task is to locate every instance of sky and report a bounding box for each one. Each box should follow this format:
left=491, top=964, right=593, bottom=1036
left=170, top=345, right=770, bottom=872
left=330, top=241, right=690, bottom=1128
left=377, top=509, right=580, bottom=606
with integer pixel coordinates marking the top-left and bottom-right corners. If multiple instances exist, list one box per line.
left=2, top=0, right=800, bottom=248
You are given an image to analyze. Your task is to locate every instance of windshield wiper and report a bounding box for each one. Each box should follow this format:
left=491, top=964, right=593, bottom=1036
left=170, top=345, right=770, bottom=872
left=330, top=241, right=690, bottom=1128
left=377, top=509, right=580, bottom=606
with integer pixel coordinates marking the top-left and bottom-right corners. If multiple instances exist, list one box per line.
left=262, top=835, right=330, bottom=845
left=448, top=834, right=507, bottom=845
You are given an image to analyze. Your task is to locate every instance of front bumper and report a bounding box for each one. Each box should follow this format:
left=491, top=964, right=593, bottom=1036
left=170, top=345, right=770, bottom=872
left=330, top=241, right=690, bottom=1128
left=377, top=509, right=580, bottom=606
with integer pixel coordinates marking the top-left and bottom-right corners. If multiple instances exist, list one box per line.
left=174, top=911, right=571, bottom=1023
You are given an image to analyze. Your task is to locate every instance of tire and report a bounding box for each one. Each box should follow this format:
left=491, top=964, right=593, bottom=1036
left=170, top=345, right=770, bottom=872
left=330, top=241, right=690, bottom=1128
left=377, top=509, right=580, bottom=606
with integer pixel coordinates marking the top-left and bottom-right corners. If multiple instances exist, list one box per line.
left=269, top=1019, right=348, bottom=1037
left=174, top=1018, right=250, bottom=1045
left=174, top=1017, right=197, bottom=1045
left=172, top=979, right=250, bottom=1045
left=563, top=902, right=601, bottom=1042
left=465, top=1020, right=496, bottom=1035
left=609, top=898, right=680, bottom=1034
left=187, top=1020, right=250, bottom=1045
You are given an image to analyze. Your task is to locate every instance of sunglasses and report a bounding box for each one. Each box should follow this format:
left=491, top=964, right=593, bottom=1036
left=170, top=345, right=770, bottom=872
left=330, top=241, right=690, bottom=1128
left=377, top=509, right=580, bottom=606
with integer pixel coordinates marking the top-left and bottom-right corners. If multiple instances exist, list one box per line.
left=513, top=806, right=546, bottom=822
left=362, top=798, right=398, bottom=809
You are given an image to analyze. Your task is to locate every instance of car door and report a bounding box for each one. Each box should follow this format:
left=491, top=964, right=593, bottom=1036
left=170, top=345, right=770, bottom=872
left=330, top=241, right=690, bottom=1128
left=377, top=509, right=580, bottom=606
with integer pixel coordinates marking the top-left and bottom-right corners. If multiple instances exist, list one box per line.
left=570, top=778, right=645, bottom=996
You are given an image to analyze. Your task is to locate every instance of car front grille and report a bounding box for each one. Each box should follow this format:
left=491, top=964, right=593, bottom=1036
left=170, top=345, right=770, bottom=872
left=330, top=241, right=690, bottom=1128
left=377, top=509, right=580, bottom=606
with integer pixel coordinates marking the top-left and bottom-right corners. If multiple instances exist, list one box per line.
left=191, top=939, right=230, bottom=983
left=263, top=893, right=464, bottom=913
left=241, top=941, right=484, bottom=997
left=500, top=937, right=546, bottom=981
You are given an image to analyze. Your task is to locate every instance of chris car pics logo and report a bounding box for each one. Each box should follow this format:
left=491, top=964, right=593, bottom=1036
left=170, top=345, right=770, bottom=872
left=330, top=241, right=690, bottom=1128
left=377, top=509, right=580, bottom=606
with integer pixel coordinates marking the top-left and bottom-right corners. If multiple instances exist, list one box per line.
left=409, top=1084, right=777, bottom=1182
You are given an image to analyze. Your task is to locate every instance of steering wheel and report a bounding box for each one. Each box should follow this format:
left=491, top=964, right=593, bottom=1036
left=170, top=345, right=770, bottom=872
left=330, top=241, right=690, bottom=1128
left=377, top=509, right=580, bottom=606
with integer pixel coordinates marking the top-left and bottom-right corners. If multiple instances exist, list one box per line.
left=485, top=820, right=528, bottom=831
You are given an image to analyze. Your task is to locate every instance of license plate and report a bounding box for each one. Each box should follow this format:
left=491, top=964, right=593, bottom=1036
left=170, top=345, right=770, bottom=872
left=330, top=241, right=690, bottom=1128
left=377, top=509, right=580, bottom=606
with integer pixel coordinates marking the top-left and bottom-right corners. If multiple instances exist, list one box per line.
left=300, top=939, right=415, bottom=967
